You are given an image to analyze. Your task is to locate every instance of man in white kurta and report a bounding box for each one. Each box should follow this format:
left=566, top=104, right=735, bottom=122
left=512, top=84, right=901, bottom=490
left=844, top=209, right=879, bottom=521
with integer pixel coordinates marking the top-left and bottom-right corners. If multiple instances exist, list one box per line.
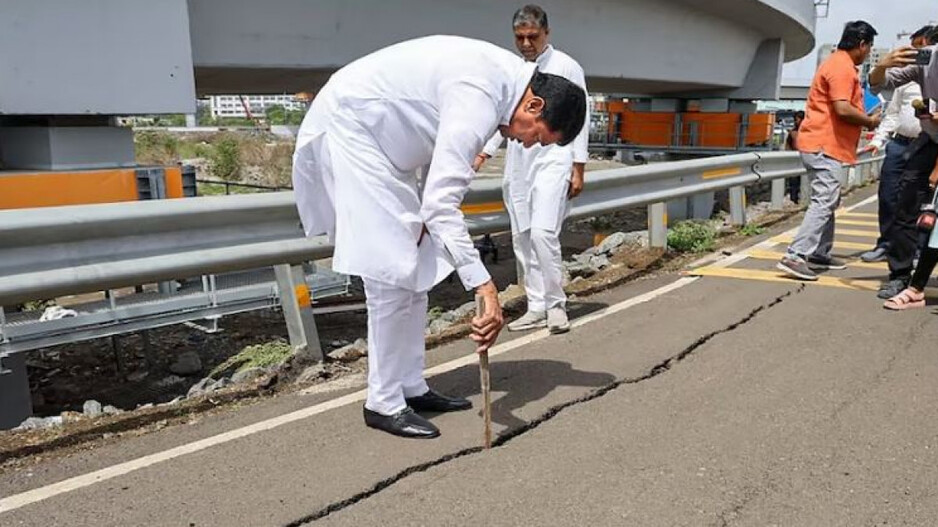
left=474, top=6, right=590, bottom=334
left=292, top=35, right=586, bottom=439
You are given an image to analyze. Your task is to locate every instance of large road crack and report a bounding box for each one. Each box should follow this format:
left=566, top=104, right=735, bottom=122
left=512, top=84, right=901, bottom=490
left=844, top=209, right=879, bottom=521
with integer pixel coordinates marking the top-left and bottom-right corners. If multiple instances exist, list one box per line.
left=284, top=284, right=805, bottom=526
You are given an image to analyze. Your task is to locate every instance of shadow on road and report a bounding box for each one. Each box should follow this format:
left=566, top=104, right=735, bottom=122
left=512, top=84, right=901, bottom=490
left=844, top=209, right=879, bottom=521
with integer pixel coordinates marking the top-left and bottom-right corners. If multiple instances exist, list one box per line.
left=427, top=359, right=616, bottom=430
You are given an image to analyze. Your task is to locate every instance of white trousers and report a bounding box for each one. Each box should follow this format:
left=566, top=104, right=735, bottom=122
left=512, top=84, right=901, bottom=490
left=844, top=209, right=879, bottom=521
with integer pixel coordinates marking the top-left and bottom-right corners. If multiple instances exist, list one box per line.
left=362, top=278, right=430, bottom=415
left=513, top=227, right=566, bottom=312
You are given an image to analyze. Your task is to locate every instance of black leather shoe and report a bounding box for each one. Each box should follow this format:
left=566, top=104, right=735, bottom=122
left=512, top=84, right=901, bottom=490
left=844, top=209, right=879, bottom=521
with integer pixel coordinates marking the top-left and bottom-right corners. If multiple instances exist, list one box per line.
left=363, top=406, right=440, bottom=439
left=405, top=389, right=472, bottom=413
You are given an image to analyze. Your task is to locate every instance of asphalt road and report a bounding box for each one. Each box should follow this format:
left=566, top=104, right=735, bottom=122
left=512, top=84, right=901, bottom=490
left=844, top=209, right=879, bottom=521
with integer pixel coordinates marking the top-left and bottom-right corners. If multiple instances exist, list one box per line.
left=4, top=190, right=938, bottom=526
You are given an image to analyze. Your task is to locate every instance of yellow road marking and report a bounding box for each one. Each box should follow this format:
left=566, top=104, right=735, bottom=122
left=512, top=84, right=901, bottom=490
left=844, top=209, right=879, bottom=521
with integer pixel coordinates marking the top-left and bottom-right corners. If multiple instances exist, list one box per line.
left=837, top=219, right=879, bottom=227
left=744, top=248, right=887, bottom=270
left=688, top=266, right=881, bottom=291
left=835, top=228, right=879, bottom=239
left=769, top=235, right=869, bottom=251
left=837, top=212, right=878, bottom=219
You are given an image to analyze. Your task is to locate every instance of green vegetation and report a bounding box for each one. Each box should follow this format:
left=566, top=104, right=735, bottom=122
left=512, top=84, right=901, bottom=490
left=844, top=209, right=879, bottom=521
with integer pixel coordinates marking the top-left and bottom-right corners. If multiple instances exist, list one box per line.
left=739, top=223, right=766, bottom=236
left=667, top=220, right=718, bottom=253
left=265, top=104, right=306, bottom=125
left=209, top=136, right=243, bottom=181
left=135, top=131, right=180, bottom=165
left=209, top=340, right=293, bottom=379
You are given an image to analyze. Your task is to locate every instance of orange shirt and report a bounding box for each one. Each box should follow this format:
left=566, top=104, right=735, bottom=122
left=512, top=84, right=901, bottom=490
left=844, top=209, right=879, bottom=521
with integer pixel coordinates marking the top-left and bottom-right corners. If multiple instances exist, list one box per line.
left=797, top=50, right=864, bottom=164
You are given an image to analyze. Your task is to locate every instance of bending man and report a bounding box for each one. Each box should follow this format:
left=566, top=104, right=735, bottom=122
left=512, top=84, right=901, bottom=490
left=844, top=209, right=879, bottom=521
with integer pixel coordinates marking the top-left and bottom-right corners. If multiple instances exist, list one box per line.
left=474, top=5, right=590, bottom=334
left=293, top=35, right=586, bottom=439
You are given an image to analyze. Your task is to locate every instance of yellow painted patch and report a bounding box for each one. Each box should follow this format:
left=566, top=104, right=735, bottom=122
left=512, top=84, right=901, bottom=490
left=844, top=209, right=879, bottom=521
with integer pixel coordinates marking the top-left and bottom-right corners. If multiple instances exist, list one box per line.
left=744, top=248, right=887, bottom=270
left=461, top=202, right=504, bottom=215
left=295, top=285, right=312, bottom=308
left=835, top=228, right=880, bottom=239
left=701, top=167, right=742, bottom=180
left=769, top=235, right=869, bottom=251
left=837, top=212, right=878, bottom=219
left=688, top=266, right=881, bottom=291
left=837, top=219, right=879, bottom=227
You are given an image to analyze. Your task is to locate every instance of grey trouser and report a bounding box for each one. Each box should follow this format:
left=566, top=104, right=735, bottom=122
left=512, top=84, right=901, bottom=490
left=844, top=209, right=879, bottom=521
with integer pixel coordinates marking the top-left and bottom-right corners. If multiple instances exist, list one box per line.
left=787, top=152, right=843, bottom=259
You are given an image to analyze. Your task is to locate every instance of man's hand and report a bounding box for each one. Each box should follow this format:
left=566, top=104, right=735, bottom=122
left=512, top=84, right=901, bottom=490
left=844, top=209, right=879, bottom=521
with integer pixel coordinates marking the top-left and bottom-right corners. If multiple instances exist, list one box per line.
left=470, top=280, right=503, bottom=353
left=930, top=169, right=938, bottom=190
left=861, top=144, right=880, bottom=155
left=867, top=111, right=882, bottom=130
left=877, top=46, right=917, bottom=69
left=568, top=162, right=585, bottom=199
left=472, top=153, right=490, bottom=172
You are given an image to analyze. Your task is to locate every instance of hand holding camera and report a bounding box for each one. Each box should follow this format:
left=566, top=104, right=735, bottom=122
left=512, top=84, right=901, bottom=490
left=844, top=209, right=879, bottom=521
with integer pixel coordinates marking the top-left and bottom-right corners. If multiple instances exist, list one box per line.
left=878, top=46, right=919, bottom=69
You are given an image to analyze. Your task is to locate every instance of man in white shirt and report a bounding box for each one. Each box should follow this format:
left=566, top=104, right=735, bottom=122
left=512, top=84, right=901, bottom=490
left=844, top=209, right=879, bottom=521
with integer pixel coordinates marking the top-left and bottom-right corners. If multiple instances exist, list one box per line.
left=292, top=35, right=586, bottom=439
left=860, top=25, right=932, bottom=263
left=473, top=5, right=590, bottom=335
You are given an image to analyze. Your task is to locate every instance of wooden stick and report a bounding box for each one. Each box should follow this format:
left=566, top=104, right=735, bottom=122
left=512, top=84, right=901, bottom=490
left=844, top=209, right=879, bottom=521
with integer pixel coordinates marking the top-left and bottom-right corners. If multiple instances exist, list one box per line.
left=476, top=295, right=493, bottom=449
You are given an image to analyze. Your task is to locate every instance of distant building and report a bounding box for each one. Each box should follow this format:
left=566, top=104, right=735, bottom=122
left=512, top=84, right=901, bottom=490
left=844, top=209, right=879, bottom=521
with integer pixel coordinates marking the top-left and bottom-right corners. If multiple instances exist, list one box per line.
left=209, top=95, right=305, bottom=119
left=816, top=44, right=888, bottom=85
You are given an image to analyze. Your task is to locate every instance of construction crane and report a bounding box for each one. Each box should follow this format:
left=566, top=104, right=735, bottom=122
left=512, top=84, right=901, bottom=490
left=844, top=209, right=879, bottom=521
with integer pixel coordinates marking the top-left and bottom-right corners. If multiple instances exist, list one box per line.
left=237, top=95, right=269, bottom=131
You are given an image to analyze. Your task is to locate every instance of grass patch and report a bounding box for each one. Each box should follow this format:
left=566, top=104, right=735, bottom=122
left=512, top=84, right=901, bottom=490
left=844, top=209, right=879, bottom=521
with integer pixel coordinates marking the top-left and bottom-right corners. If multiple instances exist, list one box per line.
left=209, top=339, right=293, bottom=379
left=667, top=220, right=717, bottom=253
left=739, top=223, right=766, bottom=236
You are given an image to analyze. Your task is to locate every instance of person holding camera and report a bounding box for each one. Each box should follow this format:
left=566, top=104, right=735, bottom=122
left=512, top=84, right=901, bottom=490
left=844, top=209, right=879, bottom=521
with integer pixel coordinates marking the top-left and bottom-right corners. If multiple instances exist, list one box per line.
left=860, top=26, right=934, bottom=264
left=777, top=21, right=882, bottom=281
left=869, top=27, right=938, bottom=303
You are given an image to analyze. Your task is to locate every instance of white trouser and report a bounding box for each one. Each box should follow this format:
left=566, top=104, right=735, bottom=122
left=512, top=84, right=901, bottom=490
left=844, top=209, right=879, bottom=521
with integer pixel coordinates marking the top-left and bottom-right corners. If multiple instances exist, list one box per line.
left=513, top=227, right=566, bottom=312
left=363, top=278, right=430, bottom=415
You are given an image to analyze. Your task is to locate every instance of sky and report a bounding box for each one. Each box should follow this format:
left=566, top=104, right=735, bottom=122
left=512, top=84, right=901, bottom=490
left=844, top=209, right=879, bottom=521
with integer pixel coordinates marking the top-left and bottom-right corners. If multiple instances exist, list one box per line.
left=782, top=0, right=935, bottom=86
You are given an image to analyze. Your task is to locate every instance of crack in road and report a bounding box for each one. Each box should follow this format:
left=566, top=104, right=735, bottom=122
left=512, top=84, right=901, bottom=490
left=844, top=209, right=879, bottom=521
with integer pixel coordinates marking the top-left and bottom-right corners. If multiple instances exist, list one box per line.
left=284, top=285, right=805, bottom=526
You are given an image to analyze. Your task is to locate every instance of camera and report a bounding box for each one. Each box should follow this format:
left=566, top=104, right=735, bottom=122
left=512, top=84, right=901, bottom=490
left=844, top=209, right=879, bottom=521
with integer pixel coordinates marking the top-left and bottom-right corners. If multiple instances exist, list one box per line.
left=916, top=48, right=933, bottom=66
left=912, top=99, right=931, bottom=118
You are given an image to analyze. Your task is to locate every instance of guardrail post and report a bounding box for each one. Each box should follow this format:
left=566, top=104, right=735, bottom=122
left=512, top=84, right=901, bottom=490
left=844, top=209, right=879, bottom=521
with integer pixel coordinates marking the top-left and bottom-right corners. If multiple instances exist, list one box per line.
left=770, top=179, right=786, bottom=210
left=846, top=166, right=859, bottom=188
left=0, top=353, right=33, bottom=430
left=648, top=202, right=668, bottom=248
left=274, top=264, right=324, bottom=362
left=729, top=186, right=747, bottom=226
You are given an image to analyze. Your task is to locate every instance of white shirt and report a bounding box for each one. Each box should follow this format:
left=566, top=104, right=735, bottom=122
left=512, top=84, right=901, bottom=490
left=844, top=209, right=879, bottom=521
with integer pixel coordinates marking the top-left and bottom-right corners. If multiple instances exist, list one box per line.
left=293, top=36, right=537, bottom=291
left=869, top=82, right=923, bottom=150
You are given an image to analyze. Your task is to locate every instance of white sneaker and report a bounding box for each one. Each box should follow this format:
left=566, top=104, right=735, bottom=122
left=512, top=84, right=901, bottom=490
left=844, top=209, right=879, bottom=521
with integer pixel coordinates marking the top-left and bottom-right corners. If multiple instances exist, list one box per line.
left=547, top=307, right=570, bottom=334
left=507, top=310, right=547, bottom=331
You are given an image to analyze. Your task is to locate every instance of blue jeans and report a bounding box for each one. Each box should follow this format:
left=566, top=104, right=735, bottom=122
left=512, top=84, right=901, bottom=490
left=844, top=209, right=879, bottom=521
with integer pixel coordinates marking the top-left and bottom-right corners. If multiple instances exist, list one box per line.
left=875, top=137, right=911, bottom=248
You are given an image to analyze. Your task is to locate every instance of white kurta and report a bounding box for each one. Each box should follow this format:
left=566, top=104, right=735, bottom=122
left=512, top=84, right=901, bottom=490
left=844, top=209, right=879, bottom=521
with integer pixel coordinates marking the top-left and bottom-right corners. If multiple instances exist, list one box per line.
left=482, top=45, right=590, bottom=234
left=293, top=35, right=537, bottom=293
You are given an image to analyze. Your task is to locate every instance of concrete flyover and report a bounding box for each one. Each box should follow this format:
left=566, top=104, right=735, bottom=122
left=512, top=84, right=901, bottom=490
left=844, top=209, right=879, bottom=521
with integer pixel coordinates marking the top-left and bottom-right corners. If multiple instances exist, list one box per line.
left=189, top=0, right=817, bottom=99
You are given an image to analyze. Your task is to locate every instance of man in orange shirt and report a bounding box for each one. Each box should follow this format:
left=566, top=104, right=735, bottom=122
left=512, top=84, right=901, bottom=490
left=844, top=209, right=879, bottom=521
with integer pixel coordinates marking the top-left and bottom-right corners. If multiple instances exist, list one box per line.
left=778, top=21, right=882, bottom=281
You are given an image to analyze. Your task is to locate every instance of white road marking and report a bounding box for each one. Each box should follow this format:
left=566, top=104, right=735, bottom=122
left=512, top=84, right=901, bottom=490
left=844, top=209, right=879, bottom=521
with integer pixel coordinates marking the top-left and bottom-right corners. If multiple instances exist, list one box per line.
left=0, top=276, right=700, bottom=514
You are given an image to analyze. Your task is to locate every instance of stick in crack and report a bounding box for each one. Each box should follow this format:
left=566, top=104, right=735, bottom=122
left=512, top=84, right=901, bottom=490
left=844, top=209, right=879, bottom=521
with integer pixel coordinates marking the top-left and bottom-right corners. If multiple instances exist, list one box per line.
left=476, top=294, right=492, bottom=449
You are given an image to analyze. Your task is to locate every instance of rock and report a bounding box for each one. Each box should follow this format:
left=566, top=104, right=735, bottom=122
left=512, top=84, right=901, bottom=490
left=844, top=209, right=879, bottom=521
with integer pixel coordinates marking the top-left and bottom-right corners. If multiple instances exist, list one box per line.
left=589, top=254, right=611, bottom=271
left=563, top=261, right=595, bottom=279
left=231, top=367, right=266, bottom=384
left=452, top=301, right=477, bottom=319
left=329, top=340, right=348, bottom=348
left=16, top=416, right=63, bottom=431
left=291, top=344, right=318, bottom=367
left=572, top=276, right=585, bottom=283
left=439, top=310, right=459, bottom=323
left=186, top=377, right=214, bottom=399
left=581, top=246, right=599, bottom=257
left=82, top=400, right=103, bottom=418
left=61, top=411, right=85, bottom=424
left=296, top=364, right=326, bottom=384
left=596, top=232, right=629, bottom=255
left=622, top=230, right=649, bottom=248
left=126, top=370, right=149, bottom=383
left=572, top=252, right=592, bottom=265
left=103, top=405, right=122, bottom=416
left=329, top=338, right=368, bottom=362
left=498, top=284, right=526, bottom=303
left=428, top=318, right=453, bottom=335
left=208, top=378, right=230, bottom=392
left=169, top=351, right=202, bottom=376
left=137, top=403, right=154, bottom=410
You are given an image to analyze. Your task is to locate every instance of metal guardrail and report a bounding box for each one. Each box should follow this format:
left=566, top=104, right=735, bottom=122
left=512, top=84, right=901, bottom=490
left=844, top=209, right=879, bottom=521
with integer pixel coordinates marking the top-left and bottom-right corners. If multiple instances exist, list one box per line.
left=0, top=150, right=884, bottom=366
left=0, top=151, right=885, bottom=306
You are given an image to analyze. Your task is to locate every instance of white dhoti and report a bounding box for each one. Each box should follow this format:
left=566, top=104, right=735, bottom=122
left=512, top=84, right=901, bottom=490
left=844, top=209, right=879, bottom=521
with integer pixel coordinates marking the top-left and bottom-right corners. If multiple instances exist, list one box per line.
left=504, top=144, right=572, bottom=312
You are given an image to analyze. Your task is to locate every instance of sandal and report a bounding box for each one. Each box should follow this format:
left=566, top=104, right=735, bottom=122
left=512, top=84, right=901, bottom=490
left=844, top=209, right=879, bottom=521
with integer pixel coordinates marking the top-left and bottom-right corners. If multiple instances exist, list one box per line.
left=883, top=288, right=926, bottom=311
